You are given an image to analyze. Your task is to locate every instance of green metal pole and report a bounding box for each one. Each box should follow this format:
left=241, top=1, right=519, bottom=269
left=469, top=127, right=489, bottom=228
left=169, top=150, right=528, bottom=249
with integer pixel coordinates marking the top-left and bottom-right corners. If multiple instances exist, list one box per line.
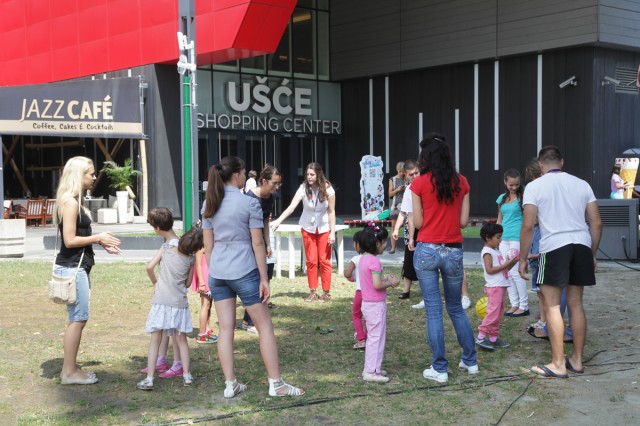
left=183, top=74, right=193, bottom=231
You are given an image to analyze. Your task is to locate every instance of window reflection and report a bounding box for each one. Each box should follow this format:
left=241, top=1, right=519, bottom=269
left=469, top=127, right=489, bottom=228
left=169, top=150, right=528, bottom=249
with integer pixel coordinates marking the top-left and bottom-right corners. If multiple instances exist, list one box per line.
left=293, top=9, right=314, bottom=76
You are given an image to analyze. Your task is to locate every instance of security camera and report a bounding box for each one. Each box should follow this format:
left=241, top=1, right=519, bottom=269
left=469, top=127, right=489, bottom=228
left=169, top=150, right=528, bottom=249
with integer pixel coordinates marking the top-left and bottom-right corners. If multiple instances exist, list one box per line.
left=177, top=32, right=193, bottom=51
left=602, top=76, right=621, bottom=86
left=559, top=76, right=577, bottom=88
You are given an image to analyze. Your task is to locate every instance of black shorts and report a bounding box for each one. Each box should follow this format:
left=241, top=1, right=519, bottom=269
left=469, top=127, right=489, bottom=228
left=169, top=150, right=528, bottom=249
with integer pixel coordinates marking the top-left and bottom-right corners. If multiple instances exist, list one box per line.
left=401, top=230, right=418, bottom=281
left=537, top=244, right=595, bottom=288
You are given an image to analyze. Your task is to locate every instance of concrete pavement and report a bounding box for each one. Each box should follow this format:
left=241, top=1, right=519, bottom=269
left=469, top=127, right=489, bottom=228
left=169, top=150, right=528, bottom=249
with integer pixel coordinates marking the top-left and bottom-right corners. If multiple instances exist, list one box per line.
left=5, top=220, right=635, bottom=273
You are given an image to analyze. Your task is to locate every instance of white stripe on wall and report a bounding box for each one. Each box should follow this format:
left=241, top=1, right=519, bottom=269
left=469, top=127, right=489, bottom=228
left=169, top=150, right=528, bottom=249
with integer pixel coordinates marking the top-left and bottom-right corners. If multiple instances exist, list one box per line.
left=455, top=109, right=460, bottom=171
left=474, top=63, right=479, bottom=171
left=369, top=78, right=374, bottom=155
left=494, top=61, right=499, bottom=170
left=418, top=112, right=423, bottom=156
left=537, top=54, right=543, bottom=153
left=385, top=76, right=390, bottom=173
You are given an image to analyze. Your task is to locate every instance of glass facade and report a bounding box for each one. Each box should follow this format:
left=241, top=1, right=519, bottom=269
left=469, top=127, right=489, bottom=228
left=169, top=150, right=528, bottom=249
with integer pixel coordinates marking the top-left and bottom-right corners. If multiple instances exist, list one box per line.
left=198, top=3, right=336, bottom=209
left=212, top=3, right=329, bottom=81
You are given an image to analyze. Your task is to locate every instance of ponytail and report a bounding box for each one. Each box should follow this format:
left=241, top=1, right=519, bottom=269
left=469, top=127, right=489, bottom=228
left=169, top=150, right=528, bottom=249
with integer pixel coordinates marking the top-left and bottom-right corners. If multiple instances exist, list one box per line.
left=203, top=156, right=245, bottom=218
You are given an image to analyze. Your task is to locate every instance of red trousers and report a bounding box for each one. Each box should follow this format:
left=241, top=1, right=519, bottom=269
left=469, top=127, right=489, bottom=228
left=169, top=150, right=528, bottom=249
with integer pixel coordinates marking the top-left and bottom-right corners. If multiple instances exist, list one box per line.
left=301, top=228, right=332, bottom=292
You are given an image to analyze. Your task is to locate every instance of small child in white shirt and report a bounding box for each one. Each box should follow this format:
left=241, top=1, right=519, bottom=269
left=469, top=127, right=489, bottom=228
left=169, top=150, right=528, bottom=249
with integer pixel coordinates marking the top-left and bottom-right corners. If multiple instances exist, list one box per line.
left=475, top=222, right=518, bottom=351
left=344, top=231, right=366, bottom=349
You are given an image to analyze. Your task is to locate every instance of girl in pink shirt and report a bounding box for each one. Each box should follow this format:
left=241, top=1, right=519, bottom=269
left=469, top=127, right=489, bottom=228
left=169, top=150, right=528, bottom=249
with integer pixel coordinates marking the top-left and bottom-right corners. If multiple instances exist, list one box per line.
left=359, top=224, right=400, bottom=383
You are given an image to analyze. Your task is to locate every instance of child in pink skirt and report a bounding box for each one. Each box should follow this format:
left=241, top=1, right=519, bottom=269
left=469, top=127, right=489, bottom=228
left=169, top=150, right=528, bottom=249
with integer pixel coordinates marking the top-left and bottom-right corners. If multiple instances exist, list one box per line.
left=344, top=231, right=366, bottom=350
left=192, top=247, right=217, bottom=343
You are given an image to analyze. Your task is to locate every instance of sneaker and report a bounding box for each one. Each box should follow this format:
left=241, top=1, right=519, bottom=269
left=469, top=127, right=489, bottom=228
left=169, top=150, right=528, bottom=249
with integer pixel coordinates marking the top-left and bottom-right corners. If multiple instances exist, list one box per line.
left=353, top=340, right=366, bottom=350
left=491, top=338, right=510, bottom=348
left=458, top=361, right=480, bottom=374
left=423, top=366, right=448, bottom=383
left=241, top=323, right=258, bottom=334
left=206, top=328, right=216, bottom=338
left=159, top=367, right=183, bottom=379
left=196, top=333, right=216, bottom=344
left=412, top=300, right=425, bottom=309
left=398, top=292, right=411, bottom=300
left=183, top=373, right=193, bottom=386
left=140, top=361, right=169, bottom=374
left=246, top=326, right=258, bottom=334
left=475, top=337, right=495, bottom=350
left=362, top=372, right=390, bottom=383
left=224, top=379, right=247, bottom=398
left=461, top=295, right=471, bottom=310
left=362, top=370, right=387, bottom=377
left=136, top=377, right=154, bottom=391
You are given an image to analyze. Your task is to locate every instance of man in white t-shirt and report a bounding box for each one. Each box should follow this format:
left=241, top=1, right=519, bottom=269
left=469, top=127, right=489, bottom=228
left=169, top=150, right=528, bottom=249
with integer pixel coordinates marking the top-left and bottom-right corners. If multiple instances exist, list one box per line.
left=519, top=146, right=602, bottom=379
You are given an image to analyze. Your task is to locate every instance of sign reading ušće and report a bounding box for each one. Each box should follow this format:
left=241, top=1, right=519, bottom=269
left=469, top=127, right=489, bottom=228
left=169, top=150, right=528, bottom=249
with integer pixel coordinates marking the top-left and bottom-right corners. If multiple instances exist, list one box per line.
left=0, top=78, right=143, bottom=138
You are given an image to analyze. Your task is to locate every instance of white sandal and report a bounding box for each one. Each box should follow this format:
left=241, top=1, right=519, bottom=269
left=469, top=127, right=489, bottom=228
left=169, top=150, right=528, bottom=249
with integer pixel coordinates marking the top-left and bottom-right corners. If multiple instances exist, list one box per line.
left=224, top=379, right=247, bottom=398
left=183, top=373, right=193, bottom=387
left=268, top=377, right=305, bottom=397
left=136, top=377, right=154, bottom=391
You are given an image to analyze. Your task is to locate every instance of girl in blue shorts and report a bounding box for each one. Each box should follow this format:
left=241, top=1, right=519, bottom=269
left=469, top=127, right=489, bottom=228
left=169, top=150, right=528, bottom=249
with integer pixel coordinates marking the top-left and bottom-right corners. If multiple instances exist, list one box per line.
left=202, top=156, right=304, bottom=399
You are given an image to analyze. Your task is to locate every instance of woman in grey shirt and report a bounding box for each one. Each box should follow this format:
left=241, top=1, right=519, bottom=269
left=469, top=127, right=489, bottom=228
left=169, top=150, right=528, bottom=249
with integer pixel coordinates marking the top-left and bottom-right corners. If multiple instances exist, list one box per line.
left=202, top=156, right=304, bottom=399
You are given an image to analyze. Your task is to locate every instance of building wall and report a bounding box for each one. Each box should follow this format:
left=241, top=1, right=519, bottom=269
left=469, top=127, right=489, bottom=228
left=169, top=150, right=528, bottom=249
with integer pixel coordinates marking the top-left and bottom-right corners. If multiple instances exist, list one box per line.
left=591, top=47, right=640, bottom=197
left=331, top=0, right=609, bottom=80
left=143, top=65, right=182, bottom=217
left=599, top=0, right=640, bottom=48
left=338, top=46, right=640, bottom=216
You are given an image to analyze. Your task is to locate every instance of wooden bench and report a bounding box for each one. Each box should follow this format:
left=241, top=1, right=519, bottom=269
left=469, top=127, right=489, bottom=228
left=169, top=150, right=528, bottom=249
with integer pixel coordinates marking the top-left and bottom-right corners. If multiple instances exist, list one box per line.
left=42, top=199, right=56, bottom=226
left=3, top=200, right=11, bottom=219
left=15, top=199, right=46, bottom=226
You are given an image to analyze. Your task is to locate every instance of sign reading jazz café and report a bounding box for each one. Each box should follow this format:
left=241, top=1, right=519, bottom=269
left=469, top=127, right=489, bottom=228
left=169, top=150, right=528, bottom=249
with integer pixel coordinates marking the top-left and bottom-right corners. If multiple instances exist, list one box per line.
left=197, top=74, right=341, bottom=135
left=0, top=77, right=144, bottom=139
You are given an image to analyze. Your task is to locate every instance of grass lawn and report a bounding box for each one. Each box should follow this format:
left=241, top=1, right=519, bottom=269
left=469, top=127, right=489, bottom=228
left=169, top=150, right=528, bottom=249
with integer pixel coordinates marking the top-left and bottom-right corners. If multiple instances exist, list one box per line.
left=0, top=262, right=562, bottom=425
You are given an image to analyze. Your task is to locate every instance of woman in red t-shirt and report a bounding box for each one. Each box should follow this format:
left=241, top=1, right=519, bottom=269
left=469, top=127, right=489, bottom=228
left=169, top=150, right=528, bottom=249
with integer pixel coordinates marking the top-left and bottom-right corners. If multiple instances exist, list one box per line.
left=410, top=133, right=478, bottom=384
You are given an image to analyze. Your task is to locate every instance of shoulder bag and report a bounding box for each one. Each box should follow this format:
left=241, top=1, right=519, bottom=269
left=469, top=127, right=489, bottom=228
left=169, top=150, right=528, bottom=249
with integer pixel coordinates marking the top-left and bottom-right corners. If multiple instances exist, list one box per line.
left=48, top=203, right=85, bottom=304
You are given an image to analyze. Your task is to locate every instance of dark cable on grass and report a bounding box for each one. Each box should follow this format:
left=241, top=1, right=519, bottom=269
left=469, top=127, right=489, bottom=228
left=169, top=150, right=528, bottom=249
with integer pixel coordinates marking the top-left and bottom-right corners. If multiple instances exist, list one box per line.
left=142, top=374, right=534, bottom=426
left=141, top=359, right=640, bottom=425
left=493, top=378, right=535, bottom=426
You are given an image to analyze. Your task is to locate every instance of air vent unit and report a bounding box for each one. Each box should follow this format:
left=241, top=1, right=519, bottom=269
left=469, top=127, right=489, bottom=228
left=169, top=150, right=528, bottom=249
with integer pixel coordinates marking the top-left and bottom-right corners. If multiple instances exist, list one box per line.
left=614, top=67, right=639, bottom=95
left=596, top=199, right=638, bottom=260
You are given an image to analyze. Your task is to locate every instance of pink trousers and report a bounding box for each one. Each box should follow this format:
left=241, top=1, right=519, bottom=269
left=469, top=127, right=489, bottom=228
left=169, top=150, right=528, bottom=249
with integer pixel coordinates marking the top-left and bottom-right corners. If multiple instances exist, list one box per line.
left=361, top=300, right=387, bottom=374
left=478, top=286, right=507, bottom=339
left=352, top=290, right=367, bottom=341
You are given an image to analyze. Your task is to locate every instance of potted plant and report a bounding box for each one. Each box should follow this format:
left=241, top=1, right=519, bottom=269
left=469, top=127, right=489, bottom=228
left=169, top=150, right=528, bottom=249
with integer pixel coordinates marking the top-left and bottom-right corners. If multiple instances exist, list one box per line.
left=102, top=159, right=141, bottom=223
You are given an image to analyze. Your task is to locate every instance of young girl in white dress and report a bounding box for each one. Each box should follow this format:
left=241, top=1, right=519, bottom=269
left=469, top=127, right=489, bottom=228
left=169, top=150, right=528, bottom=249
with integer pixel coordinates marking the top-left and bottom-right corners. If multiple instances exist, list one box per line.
left=137, top=224, right=203, bottom=390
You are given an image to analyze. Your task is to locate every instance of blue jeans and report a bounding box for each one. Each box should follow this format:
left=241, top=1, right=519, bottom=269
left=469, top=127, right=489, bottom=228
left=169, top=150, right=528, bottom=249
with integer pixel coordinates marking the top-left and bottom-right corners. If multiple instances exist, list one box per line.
left=414, top=243, right=477, bottom=372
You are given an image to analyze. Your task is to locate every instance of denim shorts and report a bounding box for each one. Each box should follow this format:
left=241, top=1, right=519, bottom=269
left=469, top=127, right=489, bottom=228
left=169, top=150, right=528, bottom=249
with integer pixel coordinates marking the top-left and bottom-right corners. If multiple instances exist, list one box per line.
left=209, top=268, right=262, bottom=306
left=54, top=265, right=91, bottom=322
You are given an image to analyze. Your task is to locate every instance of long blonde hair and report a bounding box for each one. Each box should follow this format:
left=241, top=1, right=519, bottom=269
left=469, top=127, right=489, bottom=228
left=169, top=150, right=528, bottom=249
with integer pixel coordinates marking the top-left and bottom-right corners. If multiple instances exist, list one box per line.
left=54, top=156, right=93, bottom=225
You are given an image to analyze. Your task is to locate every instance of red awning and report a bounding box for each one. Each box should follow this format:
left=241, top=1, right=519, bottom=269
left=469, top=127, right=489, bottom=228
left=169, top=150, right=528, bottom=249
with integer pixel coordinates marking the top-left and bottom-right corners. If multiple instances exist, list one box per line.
left=0, top=0, right=296, bottom=86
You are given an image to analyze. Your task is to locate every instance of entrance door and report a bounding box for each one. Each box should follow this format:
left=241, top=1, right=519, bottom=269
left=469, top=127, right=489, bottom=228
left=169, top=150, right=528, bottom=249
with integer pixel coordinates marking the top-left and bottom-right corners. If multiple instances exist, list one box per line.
left=197, top=130, right=339, bottom=214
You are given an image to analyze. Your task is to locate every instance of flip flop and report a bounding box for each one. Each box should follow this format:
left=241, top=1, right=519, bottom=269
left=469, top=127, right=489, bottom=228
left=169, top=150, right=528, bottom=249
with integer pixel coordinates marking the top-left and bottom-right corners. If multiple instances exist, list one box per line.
left=565, top=356, right=584, bottom=374
left=527, top=326, right=549, bottom=340
left=530, top=364, right=569, bottom=379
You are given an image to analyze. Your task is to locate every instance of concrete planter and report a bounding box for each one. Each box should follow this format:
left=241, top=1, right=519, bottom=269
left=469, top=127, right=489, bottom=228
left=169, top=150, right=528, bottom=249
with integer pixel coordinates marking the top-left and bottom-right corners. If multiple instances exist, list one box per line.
left=0, top=219, right=26, bottom=258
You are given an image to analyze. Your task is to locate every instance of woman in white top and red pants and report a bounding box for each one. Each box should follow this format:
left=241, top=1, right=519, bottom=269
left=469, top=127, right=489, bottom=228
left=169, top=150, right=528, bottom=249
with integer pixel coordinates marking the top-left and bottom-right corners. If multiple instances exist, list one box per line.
left=272, top=163, right=336, bottom=302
